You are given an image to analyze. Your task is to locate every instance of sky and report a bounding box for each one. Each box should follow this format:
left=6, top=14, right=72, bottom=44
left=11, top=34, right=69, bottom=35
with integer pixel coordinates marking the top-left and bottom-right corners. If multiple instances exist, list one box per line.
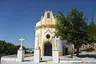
left=0, top=0, right=96, bottom=48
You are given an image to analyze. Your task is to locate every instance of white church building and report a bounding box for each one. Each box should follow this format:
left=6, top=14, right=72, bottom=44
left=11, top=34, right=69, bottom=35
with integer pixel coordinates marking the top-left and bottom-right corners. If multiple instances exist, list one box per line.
left=34, top=10, right=74, bottom=56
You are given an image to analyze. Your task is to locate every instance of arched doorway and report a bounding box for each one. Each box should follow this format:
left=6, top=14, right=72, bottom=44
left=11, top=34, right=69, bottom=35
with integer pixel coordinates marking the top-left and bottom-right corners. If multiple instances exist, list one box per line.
left=44, top=42, right=52, bottom=56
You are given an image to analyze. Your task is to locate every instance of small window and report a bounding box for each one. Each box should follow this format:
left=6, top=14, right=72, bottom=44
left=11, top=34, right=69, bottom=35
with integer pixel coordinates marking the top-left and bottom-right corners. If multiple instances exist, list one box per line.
left=47, top=13, right=50, bottom=18
left=46, top=34, right=50, bottom=39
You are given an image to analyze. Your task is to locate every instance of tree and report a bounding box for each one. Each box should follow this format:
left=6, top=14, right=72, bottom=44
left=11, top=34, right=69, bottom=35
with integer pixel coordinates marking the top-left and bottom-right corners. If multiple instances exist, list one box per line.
left=56, top=8, right=88, bottom=56
left=0, top=40, right=27, bottom=57
left=87, top=12, right=96, bottom=44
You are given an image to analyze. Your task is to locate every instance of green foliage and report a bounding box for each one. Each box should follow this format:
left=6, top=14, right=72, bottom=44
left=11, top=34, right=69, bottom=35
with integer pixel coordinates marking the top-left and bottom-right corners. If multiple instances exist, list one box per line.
left=87, top=21, right=96, bottom=43
left=56, top=8, right=88, bottom=45
left=68, top=8, right=88, bottom=47
left=55, top=11, right=71, bottom=41
left=56, top=8, right=88, bottom=56
left=0, top=40, right=27, bottom=57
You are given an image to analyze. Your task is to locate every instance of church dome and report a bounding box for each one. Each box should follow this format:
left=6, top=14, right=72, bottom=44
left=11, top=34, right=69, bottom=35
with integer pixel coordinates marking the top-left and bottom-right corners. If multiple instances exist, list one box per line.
left=36, top=21, right=41, bottom=26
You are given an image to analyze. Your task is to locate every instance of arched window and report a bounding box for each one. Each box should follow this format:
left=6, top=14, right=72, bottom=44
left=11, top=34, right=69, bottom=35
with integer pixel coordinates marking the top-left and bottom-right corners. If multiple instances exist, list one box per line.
left=47, top=13, right=50, bottom=18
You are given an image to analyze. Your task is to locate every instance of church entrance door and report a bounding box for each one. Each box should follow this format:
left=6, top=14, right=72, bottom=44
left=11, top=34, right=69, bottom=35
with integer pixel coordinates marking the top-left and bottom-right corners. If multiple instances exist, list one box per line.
left=44, top=43, right=52, bottom=56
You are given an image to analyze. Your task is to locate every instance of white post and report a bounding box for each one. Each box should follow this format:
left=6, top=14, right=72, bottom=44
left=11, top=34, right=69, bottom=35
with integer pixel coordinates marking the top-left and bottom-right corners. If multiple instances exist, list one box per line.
left=34, top=34, right=41, bottom=63
left=53, top=37, right=59, bottom=63
left=53, top=50, right=59, bottom=63
left=34, top=49, right=40, bottom=63
left=16, top=37, right=25, bottom=62
left=17, top=50, right=25, bottom=62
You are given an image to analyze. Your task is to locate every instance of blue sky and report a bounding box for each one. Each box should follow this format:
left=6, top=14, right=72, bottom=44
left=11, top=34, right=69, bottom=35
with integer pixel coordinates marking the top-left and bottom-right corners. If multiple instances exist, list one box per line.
left=0, top=0, right=96, bottom=48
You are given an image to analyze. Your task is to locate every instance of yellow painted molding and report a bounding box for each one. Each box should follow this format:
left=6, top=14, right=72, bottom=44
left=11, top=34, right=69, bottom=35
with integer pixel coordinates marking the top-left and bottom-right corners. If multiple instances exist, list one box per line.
left=44, top=29, right=52, bottom=34
left=72, top=47, right=75, bottom=54
left=59, top=52, right=62, bottom=56
left=40, top=19, right=42, bottom=56
left=35, top=24, right=56, bottom=28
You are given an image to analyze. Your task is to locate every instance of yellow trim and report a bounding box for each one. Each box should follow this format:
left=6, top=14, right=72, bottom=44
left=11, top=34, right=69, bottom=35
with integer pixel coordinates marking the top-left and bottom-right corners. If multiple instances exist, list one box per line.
left=72, top=47, right=75, bottom=54
left=36, top=24, right=56, bottom=28
left=40, top=19, right=42, bottom=56
left=44, top=11, right=54, bottom=26
left=59, top=52, right=62, bottom=56
left=44, top=29, right=52, bottom=34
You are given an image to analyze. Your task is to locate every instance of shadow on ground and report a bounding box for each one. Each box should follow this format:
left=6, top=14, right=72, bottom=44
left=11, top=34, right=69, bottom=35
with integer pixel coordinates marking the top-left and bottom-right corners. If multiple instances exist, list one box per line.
left=23, top=60, right=31, bottom=62
left=40, top=60, right=47, bottom=62
left=78, top=54, right=96, bottom=59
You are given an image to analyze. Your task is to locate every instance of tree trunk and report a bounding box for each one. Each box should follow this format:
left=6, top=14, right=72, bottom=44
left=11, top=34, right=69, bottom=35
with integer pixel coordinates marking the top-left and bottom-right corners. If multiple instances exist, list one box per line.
left=76, top=47, right=79, bottom=57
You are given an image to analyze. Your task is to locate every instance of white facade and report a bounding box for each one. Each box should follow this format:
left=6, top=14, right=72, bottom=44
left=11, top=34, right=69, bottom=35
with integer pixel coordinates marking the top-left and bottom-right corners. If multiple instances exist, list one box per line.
left=34, top=10, right=74, bottom=56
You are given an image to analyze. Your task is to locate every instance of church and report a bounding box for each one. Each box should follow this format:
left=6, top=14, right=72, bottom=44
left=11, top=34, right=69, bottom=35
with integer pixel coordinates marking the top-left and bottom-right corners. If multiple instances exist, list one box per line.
left=34, top=10, right=74, bottom=56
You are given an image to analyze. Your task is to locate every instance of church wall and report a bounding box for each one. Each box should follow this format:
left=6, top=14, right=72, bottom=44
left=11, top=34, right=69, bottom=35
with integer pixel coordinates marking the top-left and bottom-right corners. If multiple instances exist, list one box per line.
left=56, top=39, right=63, bottom=56
left=52, top=19, right=56, bottom=24
left=41, top=18, right=44, bottom=25
left=38, top=26, right=63, bottom=56
left=42, top=27, right=44, bottom=40
left=67, top=44, right=74, bottom=54
left=41, top=27, right=56, bottom=56
left=35, top=27, right=65, bottom=56
left=41, top=27, right=45, bottom=56
left=35, top=10, right=65, bottom=56
left=34, top=29, right=40, bottom=49
left=68, top=45, right=72, bottom=53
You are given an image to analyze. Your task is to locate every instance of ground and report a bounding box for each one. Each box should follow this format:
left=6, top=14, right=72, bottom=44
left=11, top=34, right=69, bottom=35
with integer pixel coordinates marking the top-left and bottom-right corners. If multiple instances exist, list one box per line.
left=1, top=52, right=96, bottom=64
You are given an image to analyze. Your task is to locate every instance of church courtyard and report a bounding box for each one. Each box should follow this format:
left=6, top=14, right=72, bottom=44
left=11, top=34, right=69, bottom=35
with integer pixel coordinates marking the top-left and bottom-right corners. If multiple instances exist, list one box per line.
left=1, top=51, right=96, bottom=64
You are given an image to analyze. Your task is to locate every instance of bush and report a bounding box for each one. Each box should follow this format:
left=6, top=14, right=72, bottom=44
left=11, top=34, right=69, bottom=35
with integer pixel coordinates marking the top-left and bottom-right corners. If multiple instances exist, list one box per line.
left=0, top=40, right=27, bottom=56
